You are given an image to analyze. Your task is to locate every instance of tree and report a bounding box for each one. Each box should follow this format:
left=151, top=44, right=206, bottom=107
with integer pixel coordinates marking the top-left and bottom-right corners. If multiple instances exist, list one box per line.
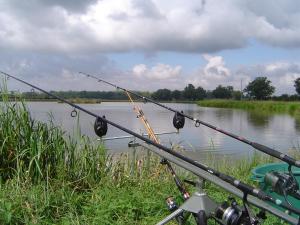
left=244, top=77, right=275, bottom=100
left=212, top=85, right=233, bottom=99
left=295, top=77, right=300, bottom=95
left=152, top=88, right=172, bottom=101
left=183, top=84, right=196, bottom=100
left=195, top=86, right=206, bottom=100
left=172, top=90, right=182, bottom=100
left=232, top=90, right=242, bottom=100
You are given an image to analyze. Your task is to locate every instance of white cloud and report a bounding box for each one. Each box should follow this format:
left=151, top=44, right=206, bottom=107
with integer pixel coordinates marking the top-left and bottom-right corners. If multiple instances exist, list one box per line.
left=185, top=55, right=300, bottom=95
left=1, top=0, right=300, bottom=53
left=203, top=54, right=230, bottom=79
left=236, top=61, right=300, bottom=94
left=132, top=64, right=147, bottom=78
left=132, top=63, right=182, bottom=80
left=265, top=62, right=290, bottom=72
left=187, top=54, right=243, bottom=89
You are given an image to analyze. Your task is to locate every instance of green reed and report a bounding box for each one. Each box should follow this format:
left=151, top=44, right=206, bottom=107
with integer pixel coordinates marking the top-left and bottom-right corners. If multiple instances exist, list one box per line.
left=198, top=99, right=300, bottom=115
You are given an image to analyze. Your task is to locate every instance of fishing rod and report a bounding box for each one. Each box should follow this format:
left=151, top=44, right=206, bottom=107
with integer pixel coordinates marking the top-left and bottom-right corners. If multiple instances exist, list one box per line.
left=1, top=71, right=300, bottom=223
left=100, top=131, right=177, bottom=141
left=79, top=72, right=300, bottom=169
left=123, top=90, right=190, bottom=223
left=124, top=89, right=190, bottom=202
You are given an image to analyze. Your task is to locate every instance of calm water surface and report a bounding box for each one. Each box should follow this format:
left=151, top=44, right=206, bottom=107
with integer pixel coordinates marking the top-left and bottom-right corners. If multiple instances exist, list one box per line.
left=26, top=102, right=300, bottom=160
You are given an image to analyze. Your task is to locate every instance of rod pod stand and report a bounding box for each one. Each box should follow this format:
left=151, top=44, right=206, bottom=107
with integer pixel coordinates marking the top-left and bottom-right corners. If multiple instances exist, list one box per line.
left=127, top=139, right=216, bottom=225
left=156, top=191, right=217, bottom=225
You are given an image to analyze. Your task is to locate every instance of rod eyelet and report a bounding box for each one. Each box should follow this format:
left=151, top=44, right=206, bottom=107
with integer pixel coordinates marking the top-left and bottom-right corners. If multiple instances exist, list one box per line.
left=71, top=109, right=77, bottom=117
left=195, top=120, right=201, bottom=127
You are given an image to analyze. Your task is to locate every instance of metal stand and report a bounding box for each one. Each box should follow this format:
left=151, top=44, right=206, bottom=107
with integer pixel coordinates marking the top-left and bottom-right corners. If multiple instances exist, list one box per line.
left=156, top=208, right=185, bottom=225
left=156, top=191, right=218, bottom=225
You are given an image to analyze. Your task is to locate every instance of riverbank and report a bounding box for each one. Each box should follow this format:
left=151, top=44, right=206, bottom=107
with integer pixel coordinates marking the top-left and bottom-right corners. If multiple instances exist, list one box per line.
left=198, top=99, right=300, bottom=115
left=0, top=91, right=290, bottom=224
left=6, top=97, right=194, bottom=104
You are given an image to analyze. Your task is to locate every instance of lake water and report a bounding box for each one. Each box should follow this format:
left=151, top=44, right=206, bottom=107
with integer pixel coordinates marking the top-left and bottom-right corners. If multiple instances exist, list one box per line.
left=26, top=101, right=300, bottom=160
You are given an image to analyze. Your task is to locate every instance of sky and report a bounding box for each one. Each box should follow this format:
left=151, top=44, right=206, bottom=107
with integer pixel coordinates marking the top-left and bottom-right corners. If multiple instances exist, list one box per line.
left=0, top=0, right=300, bottom=94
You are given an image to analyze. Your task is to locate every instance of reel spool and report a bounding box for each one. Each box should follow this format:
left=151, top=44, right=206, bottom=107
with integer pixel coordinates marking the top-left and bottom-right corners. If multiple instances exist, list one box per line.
left=215, top=201, right=242, bottom=225
left=264, top=171, right=300, bottom=199
left=173, top=111, right=185, bottom=130
left=94, top=116, right=108, bottom=137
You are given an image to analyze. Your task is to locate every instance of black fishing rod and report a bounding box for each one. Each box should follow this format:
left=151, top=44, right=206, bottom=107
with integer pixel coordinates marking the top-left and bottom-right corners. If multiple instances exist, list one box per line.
left=79, top=72, right=300, bottom=169
left=1, top=71, right=300, bottom=218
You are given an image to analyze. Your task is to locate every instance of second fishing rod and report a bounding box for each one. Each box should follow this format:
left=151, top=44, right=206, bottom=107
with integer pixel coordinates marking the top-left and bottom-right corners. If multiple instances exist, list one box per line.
left=2, top=70, right=300, bottom=218
left=80, top=72, right=300, bottom=169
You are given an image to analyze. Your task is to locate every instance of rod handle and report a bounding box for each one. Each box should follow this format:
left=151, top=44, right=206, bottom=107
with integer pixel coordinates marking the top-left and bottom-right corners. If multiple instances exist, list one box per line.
left=251, top=142, right=299, bottom=167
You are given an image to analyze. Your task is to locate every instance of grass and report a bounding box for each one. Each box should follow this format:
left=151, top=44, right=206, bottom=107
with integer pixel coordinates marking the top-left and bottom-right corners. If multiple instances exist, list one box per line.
left=0, top=82, right=295, bottom=224
left=58, top=98, right=102, bottom=104
left=198, top=99, right=300, bottom=115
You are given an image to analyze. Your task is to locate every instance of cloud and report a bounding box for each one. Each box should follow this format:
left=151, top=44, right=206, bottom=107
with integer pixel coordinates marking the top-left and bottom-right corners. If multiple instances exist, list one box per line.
left=4, top=0, right=97, bottom=13
left=0, top=50, right=121, bottom=91
left=2, top=49, right=299, bottom=94
left=187, top=54, right=245, bottom=89
left=186, top=55, right=300, bottom=95
left=237, top=62, right=300, bottom=94
left=132, top=63, right=182, bottom=80
left=203, top=54, right=230, bottom=79
left=1, top=0, right=300, bottom=53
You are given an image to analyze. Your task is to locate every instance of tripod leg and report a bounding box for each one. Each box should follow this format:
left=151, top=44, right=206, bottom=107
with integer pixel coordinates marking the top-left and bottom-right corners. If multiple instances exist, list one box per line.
left=156, top=208, right=184, bottom=225
left=196, top=210, right=207, bottom=225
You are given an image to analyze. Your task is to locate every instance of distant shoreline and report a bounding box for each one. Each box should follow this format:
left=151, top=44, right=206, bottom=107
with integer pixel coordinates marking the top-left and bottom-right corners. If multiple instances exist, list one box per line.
left=4, top=98, right=195, bottom=104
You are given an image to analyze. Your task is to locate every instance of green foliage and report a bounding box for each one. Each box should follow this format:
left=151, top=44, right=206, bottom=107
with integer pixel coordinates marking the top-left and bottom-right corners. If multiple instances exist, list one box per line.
left=212, top=85, right=233, bottom=99
left=295, top=77, right=300, bottom=95
left=0, top=82, right=110, bottom=185
left=272, top=94, right=299, bottom=101
left=198, top=100, right=300, bottom=115
left=232, top=90, right=242, bottom=100
left=244, top=77, right=275, bottom=100
left=172, top=90, right=182, bottom=100
left=183, top=84, right=196, bottom=100
left=152, top=88, right=172, bottom=101
left=195, top=86, right=206, bottom=100
left=11, top=79, right=299, bottom=102
left=151, top=84, right=206, bottom=101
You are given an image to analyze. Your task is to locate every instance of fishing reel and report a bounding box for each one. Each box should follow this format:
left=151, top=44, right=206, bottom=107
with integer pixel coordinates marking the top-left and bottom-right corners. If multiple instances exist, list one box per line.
left=165, top=196, right=186, bottom=224
left=173, top=111, right=185, bottom=130
left=215, top=199, right=253, bottom=225
left=94, top=116, right=108, bottom=137
left=162, top=194, right=263, bottom=225
left=264, top=171, right=300, bottom=200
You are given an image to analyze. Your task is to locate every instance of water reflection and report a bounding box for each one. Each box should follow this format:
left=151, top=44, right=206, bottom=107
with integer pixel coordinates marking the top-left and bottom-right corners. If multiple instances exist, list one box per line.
left=213, top=108, right=234, bottom=121
left=25, top=102, right=300, bottom=157
left=295, top=116, right=300, bottom=132
left=246, top=111, right=270, bottom=128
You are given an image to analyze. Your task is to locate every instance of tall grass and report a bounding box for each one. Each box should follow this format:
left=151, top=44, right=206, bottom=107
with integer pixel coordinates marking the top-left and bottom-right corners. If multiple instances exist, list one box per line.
left=0, top=92, right=107, bottom=186
left=0, top=82, right=180, bottom=224
left=198, top=99, right=300, bottom=115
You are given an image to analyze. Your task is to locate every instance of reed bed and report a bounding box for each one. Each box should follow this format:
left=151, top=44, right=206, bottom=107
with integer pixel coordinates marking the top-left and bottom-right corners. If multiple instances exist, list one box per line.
left=0, top=84, right=291, bottom=224
left=198, top=99, right=300, bottom=115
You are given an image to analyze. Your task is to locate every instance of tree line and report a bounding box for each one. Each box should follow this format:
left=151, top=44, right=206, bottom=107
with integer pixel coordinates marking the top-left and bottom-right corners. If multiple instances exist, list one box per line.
left=19, top=77, right=300, bottom=101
